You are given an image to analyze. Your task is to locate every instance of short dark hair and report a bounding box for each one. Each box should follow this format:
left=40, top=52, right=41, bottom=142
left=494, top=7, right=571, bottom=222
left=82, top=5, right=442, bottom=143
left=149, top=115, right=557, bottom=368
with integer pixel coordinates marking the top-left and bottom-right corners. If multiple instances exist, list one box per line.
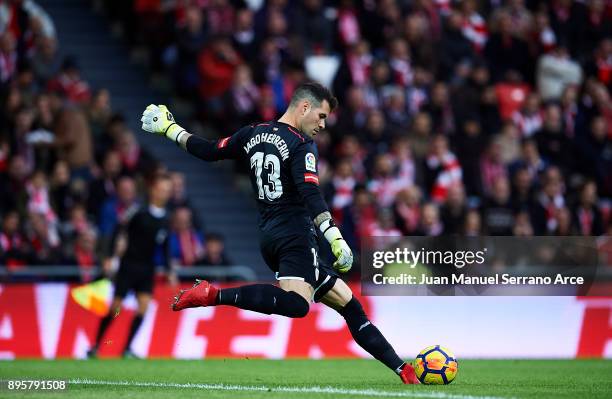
left=289, top=82, right=338, bottom=111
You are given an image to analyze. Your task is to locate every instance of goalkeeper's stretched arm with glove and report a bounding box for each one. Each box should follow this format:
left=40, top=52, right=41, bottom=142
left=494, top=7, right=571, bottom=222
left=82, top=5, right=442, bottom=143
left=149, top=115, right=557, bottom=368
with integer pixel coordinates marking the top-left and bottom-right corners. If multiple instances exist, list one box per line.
left=140, top=104, right=229, bottom=161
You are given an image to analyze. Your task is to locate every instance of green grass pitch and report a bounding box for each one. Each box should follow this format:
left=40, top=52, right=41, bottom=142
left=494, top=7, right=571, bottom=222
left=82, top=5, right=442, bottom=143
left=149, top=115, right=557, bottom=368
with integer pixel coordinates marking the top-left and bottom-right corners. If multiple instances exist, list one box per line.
left=1, top=359, right=611, bottom=398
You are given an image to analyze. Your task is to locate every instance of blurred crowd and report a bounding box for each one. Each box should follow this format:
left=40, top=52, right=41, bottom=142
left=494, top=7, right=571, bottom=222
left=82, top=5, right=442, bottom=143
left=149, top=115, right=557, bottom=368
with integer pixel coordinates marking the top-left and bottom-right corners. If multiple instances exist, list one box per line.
left=0, top=0, right=231, bottom=277
left=103, top=0, right=611, bottom=254
left=2, top=0, right=611, bottom=278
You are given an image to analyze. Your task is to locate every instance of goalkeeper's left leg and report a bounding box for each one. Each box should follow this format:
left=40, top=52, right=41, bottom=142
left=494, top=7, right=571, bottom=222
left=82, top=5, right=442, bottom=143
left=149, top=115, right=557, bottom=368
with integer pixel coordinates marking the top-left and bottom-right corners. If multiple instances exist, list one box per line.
left=172, top=279, right=310, bottom=318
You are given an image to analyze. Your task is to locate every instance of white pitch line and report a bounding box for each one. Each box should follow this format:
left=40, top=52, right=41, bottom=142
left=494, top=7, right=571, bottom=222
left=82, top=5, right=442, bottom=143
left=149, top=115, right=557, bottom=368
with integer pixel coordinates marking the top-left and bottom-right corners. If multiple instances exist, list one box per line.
left=68, top=378, right=513, bottom=399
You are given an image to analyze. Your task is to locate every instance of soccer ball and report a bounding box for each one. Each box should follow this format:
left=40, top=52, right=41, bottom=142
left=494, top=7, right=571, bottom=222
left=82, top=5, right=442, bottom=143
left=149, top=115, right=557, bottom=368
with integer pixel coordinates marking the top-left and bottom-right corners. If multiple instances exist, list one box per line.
left=414, top=345, right=458, bottom=385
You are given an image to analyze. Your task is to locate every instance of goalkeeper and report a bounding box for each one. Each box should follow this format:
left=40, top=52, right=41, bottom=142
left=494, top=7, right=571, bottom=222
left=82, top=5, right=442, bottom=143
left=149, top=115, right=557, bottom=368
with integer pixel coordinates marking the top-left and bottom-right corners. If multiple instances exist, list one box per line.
left=140, top=82, right=418, bottom=384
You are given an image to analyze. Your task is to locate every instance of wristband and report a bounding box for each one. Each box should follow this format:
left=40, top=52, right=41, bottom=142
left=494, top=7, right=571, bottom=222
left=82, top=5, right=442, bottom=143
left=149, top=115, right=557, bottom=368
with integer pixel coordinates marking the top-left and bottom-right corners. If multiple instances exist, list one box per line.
left=165, top=123, right=185, bottom=143
left=319, top=219, right=343, bottom=243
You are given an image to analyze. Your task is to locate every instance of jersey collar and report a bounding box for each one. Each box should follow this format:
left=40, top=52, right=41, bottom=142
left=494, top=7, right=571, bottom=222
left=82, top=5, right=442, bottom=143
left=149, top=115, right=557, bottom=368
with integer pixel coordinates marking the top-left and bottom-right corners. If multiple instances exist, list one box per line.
left=148, top=205, right=167, bottom=218
left=274, top=121, right=313, bottom=142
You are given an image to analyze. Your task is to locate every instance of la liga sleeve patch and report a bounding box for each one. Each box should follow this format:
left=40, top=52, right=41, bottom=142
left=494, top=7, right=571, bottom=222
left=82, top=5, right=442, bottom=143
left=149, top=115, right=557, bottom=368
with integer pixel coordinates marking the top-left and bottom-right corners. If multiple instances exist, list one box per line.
left=305, top=152, right=316, bottom=172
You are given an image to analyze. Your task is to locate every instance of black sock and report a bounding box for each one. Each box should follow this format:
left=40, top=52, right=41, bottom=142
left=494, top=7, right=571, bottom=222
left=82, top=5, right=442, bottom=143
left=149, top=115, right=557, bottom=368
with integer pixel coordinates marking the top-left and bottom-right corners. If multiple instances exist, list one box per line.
left=93, top=313, right=114, bottom=349
left=339, top=296, right=405, bottom=373
left=124, top=315, right=144, bottom=353
left=217, top=284, right=309, bottom=318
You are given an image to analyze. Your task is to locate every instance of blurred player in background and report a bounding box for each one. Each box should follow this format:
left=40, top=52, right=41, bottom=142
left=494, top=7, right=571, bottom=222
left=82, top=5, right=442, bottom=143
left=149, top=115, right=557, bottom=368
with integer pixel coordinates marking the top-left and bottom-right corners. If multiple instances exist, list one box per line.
left=140, top=82, right=419, bottom=384
left=87, top=174, right=176, bottom=358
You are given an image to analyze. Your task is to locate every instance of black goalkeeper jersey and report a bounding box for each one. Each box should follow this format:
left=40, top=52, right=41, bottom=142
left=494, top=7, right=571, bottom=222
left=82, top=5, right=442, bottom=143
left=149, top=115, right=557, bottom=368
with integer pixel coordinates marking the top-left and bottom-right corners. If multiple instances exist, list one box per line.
left=185, top=121, right=329, bottom=237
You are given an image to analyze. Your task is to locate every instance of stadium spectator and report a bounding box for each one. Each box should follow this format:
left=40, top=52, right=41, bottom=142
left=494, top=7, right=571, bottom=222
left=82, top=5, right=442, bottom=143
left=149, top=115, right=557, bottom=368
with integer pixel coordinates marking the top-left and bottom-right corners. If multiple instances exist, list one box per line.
left=223, top=63, right=260, bottom=132
left=174, top=5, right=208, bottom=98
left=334, top=85, right=369, bottom=141
left=232, top=7, right=257, bottom=61
left=293, top=0, right=334, bottom=55
left=572, top=180, right=605, bottom=236
left=536, top=45, right=583, bottom=101
left=200, top=233, right=231, bottom=266
left=0, top=31, right=17, bottom=85
left=494, top=122, right=521, bottom=165
left=482, top=176, right=514, bottom=236
left=169, top=206, right=205, bottom=267
left=576, top=115, right=612, bottom=197
left=0, top=155, right=29, bottom=215
left=370, top=208, right=402, bottom=243
left=65, top=228, right=98, bottom=282
left=463, top=209, right=483, bottom=236
left=409, top=111, right=433, bottom=161
left=333, top=41, right=373, bottom=103
left=95, top=112, right=126, bottom=159
left=559, top=85, right=578, bottom=137
left=459, top=0, right=488, bottom=51
left=114, top=130, right=156, bottom=178
left=494, top=70, right=531, bottom=121
left=530, top=10, right=556, bottom=55
left=384, top=87, right=410, bottom=132
left=553, top=206, right=573, bottom=236
left=440, top=184, right=467, bottom=235
left=393, top=186, right=421, bottom=235
left=198, top=36, right=242, bottom=107
left=510, top=138, right=547, bottom=182
left=47, top=57, right=91, bottom=104
left=26, top=169, right=56, bottom=224
left=534, top=103, right=574, bottom=171
left=531, top=166, right=567, bottom=235
left=368, top=153, right=405, bottom=208
left=87, top=89, right=112, bottom=139
left=0, top=209, right=28, bottom=269
left=454, top=117, right=486, bottom=196
left=424, top=135, right=462, bottom=203
left=438, top=11, right=474, bottom=80
left=87, top=149, right=121, bottom=219
left=422, top=82, right=454, bottom=135
left=30, top=36, right=60, bottom=84
left=340, top=184, right=376, bottom=250
left=54, top=105, right=94, bottom=178
left=511, top=92, right=543, bottom=138
left=98, top=176, right=138, bottom=241
left=49, top=160, right=74, bottom=220
left=415, top=202, right=443, bottom=236
left=323, top=158, right=357, bottom=218
left=361, top=109, right=392, bottom=163
left=512, top=211, right=534, bottom=236
left=510, top=166, right=536, bottom=212
left=480, top=141, right=508, bottom=195
left=26, top=210, right=61, bottom=265
left=34, top=92, right=56, bottom=132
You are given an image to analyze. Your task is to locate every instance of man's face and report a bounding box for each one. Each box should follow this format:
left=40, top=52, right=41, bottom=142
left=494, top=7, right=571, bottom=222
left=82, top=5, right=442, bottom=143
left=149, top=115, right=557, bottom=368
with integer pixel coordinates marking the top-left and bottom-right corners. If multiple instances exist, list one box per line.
left=298, top=99, right=330, bottom=138
left=151, top=179, right=172, bottom=206
left=117, top=178, right=136, bottom=204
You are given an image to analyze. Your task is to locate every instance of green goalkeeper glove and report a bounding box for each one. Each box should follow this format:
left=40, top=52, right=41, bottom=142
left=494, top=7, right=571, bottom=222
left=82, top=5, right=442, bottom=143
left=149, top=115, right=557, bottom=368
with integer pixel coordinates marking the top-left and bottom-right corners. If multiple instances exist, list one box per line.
left=320, top=219, right=353, bottom=273
left=331, top=237, right=353, bottom=273
left=140, top=104, right=184, bottom=142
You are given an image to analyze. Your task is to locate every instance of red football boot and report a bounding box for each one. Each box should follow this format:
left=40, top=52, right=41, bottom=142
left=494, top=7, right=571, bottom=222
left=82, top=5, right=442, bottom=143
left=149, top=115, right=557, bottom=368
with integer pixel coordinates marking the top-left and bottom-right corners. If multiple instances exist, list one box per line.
left=399, top=363, right=420, bottom=384
left=172, top=279, right=219, bottom=311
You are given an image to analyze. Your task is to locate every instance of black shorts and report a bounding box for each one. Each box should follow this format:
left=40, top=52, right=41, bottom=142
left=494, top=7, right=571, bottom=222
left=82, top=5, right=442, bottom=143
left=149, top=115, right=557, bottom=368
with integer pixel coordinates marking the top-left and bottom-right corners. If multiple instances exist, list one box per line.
left=260, top=230, right=338, bottom=302
left=114, top=264, right=154, bottom=298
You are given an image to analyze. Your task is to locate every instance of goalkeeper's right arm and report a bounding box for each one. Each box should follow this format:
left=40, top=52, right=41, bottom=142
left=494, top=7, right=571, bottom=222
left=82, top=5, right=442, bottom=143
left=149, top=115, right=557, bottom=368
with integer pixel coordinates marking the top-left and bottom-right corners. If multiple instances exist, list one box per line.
left=140, top=104, right=225, bottom=161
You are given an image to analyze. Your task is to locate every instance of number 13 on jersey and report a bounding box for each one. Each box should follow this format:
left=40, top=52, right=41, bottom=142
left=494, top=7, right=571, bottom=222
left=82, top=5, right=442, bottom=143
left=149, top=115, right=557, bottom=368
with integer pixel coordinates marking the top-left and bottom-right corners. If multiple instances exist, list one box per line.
left=250, top=151, right=283, bottom=201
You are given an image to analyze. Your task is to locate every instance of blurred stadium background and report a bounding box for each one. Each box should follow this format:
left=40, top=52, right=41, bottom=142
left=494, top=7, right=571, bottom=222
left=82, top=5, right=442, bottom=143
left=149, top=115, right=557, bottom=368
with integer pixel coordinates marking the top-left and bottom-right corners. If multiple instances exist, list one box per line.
left=0, top=0, right=611, bottom=361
